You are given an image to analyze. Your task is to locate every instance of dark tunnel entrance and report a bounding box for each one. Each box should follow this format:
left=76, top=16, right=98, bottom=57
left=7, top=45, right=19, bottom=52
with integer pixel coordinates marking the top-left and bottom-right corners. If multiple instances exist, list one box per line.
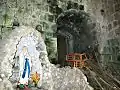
left=56, top=10, right=97, bottom=66
left=57, top=35, right=67, bottom=66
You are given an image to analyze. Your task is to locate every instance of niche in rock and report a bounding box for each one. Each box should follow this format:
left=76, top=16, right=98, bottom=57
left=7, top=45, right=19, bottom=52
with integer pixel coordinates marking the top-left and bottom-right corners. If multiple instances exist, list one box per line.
left=9, top=34, right=42, bottom=88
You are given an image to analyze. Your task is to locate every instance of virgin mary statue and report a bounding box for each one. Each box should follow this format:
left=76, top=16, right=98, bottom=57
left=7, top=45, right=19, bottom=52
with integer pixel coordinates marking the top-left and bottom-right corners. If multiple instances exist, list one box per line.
left=18, top=46, right=31, bottom=85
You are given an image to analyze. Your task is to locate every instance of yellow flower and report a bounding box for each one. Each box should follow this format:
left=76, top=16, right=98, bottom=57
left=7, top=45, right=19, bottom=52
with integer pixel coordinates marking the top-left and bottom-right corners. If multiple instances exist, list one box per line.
left=31, top=72, right=40, bottom=85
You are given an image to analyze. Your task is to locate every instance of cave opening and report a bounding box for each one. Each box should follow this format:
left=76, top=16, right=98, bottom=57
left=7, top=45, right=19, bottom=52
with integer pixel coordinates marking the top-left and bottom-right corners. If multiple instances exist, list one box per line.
left=56, top=9, right=98, bottom=66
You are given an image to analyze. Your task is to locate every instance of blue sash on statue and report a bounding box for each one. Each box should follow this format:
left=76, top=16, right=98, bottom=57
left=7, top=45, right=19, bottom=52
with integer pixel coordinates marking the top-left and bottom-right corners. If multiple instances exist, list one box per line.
left=22, top=58, right=30, bottom=78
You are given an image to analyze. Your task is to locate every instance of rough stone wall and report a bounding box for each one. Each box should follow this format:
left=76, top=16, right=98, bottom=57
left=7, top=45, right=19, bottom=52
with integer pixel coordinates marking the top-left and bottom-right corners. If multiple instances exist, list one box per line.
left=101, top=0, right=120, bottom=78
left=84, top=0, right=120, bottom=78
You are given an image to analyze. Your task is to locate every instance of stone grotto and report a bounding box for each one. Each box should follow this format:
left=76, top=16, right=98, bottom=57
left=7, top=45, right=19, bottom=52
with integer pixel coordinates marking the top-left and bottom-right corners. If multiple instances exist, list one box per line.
left=0, top=0, right=120, bottom=90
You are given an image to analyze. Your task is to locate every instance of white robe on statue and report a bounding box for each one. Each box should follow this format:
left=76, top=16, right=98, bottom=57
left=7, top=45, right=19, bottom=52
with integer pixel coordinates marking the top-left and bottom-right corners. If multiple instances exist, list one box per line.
left=19, top=52, right=31, bottom=85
